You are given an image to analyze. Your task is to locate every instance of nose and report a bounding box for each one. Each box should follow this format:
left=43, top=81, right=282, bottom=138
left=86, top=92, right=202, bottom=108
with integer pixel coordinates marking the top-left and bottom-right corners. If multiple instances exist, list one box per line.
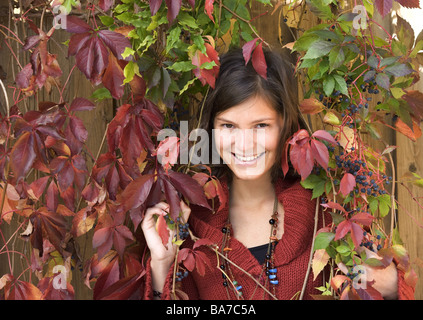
left=232, top=128, right=265, bottom=156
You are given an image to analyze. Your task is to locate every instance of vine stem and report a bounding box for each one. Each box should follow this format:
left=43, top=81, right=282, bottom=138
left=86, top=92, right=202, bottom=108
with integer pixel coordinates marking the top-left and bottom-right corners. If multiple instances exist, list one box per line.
left=206, top=244, right=278, bottom=300
left=383, top=141, right=396, bottom=247
left=299, top=196, right=320, bottom=300
left=215, top=0, right=270, bottom=48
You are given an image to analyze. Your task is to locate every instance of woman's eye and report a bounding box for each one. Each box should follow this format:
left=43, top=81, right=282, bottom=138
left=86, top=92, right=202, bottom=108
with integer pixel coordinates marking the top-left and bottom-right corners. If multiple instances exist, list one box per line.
left=256, top=123, right=269, bottom=128
left=221, top=123, right=234, bottom=129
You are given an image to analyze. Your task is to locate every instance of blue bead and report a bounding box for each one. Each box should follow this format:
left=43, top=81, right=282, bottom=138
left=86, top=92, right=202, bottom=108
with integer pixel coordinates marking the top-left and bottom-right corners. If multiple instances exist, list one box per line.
left=270, top=280, right=279, bottom=285
left=268, top=274, right=277, bottom=280
left=236, top=285, right=242, bottom=291
left=268, top=268, right=277, bottom=273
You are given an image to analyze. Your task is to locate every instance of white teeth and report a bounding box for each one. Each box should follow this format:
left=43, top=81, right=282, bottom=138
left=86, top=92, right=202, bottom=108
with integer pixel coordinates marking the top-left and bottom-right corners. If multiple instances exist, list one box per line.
left=233, top=152, right=264, bottom=162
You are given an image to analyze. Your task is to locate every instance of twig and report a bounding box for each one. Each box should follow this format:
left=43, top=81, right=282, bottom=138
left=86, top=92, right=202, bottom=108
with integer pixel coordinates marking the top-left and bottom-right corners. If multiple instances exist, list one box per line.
left=206, top=244, right=278, bottom=300
left=299, top=196, right=320, bottom=300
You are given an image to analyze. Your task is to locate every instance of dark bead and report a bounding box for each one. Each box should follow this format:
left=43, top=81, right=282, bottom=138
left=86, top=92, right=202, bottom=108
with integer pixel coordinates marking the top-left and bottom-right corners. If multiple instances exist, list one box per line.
left=223, top=281, right=228, bottom=287
left=221, top=227, right=227, bottom=233
left=220, top=264, right=225, bottom=270
left=269, top=219, right=275, bottom=225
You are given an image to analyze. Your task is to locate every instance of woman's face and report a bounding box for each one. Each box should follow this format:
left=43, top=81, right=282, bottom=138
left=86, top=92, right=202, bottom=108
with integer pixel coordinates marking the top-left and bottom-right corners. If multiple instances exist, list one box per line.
left=213, top=95, right=283, bottom=182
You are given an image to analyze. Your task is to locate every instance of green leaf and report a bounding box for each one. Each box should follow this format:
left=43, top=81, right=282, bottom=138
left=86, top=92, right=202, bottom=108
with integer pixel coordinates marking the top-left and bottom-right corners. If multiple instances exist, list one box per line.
left=333, top=74, right=348, bottom=96
left=168, top=61, right=196, bottom=72
left=329, top=46, right=345, bottom=72
left=123, top=60, right=141, bottom=84
left=323, top=75, right=335, bottom=96
left=91, top=88, right=112, bottom=101
left=303, top=40, right=336, bottom=60
left=313, top=232, right=335, bottom=251
left=99, top=16, right=115, bottom=27
left=178, top=12, right=199, bottom=29
left=293, top=34, right=320, bottom=52
left=375, top=73, right=390, bottom=90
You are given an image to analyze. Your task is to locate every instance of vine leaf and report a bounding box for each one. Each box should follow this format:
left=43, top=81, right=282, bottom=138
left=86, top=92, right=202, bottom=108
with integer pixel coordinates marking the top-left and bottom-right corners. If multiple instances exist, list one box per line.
left=10, top=132, right=37, bottom=182
left=205, top=0, right=215, bottom=22
left=340, top=173, right=356, bottom=197
left=157, top=214, right=170, bottom=248
left=374, top=0, right=393, bottom=17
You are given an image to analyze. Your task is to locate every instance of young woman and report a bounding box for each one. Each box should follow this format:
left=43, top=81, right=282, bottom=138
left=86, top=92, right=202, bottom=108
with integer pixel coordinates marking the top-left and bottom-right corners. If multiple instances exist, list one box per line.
left=140, top=48, right=414, bottom=300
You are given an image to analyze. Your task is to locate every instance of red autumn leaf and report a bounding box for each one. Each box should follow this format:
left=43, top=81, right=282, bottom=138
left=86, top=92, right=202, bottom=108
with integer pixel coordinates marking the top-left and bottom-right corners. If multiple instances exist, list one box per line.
left=149, top=0, right=163, bottom=16
left=64, top=15, right=92, bottom=33
left=98, top=30, right=132, bottom=61
left=161, top=176, right=182, bottom=220
left=93, top=255, right=120, bottom=299
left=69, top=97, right=95, bottom=112
left=334, top=220, right=352, bottom=241
left=30, top=207, right=67, bottom=256
left=252, top=42, right=267, bottom=79
left=95, top=270, right=145, bottom=300
left=192, top=172, right=210, bottom=186
left=340, top=173, right=356, bottom=197
left=310, top=139, right=329, bottom=169
left=155, top=136, right=180, bottom=173
left=99, top=0, right=114, bottom=11
left=120, top=174, right=155, bottom=211
left=16, top=63, right=33, bottom=89
left=28, top=176, right=50, bottom=200
left=93, top=227, right=114, bottom=259
left=191, top=42, right=220, bottom=88
left=204, top=180, right=217, bottom=199
left=113, top=225, right=135, bottom=257
left=321, top=201, right=347, bottom=214
left=46, top=179, right=59, bottom=212
left=157, top=214, right=170, bottom=247
left=69, top=116, right=88, bottom=143
left=4, top=279, right=43, bottom=300
left=349, top=212, right=375, bottom=226
left=299, top=98, right=325, bottom=114
left=193, top=238, right=214, bottom=249
left=167, top=171, right=212, bottom=211
left=350, top=222, right=365, bottom=248
left=10, top=131, right=37, bottom=181
left=395, top=0, right=420, bottom=8
left=165, top=0, right=182, bottom=23
left=178, top=248, right=196, bottom=272
left=242, top=38, right=259, bottom=65
left=312, top=129, right=338, bottom=145
left=374, top=0, right=393, bottom=17
left=205, top=0, right=215, bottom=22
left=71, top=207, right=98, bottom=237
left=394, top=117, right=422, bottom=142
left=289, top=136, right=314, bottom=180
left=102, top=53, right=126, bottom=99
left=355, top=286, right=384, bottom=300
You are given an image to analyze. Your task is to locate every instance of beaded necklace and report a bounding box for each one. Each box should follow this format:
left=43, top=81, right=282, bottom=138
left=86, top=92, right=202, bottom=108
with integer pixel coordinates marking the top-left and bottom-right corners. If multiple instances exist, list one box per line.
left=219, top=193, right=280, bottom=300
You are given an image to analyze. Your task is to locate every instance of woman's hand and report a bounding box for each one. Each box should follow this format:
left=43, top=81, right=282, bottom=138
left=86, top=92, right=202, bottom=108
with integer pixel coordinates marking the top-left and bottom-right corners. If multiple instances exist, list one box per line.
left=364, top=262, right=398, bottom=300
left=141, top=199, right=191, bottom=297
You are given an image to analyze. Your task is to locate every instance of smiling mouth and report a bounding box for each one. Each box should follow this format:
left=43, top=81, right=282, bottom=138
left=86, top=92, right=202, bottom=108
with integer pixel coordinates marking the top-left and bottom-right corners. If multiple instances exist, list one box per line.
left=232, top=152, right=265, bottom=162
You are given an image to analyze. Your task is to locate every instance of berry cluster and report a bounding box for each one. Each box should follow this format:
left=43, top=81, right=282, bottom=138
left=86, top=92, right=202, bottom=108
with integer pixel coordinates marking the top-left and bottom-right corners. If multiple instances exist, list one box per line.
left=175, top=269, right=189, bottom=282
left=360, top=231, right=383, bottom=251
left=177, top=217, right=190, bottom=240
left=335, top=151, right=391, bottom=197
left=360, top=74, right=380, bottom=95
left=166, top=105, right=189, bottom=131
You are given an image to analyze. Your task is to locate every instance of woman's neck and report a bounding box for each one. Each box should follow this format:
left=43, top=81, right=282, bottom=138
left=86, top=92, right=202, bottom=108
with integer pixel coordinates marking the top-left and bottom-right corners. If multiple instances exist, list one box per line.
left=228, top=174, right=276, bottom=213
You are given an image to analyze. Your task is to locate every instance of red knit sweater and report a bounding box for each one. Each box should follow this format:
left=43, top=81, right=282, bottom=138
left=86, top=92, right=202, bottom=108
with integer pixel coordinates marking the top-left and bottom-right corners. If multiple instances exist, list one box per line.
left=142, top=177, right=415, bottom=300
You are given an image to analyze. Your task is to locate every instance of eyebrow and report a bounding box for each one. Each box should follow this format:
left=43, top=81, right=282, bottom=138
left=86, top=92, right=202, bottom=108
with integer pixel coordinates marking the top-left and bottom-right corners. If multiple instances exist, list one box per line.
left=215, top=116, right=274, bottom=124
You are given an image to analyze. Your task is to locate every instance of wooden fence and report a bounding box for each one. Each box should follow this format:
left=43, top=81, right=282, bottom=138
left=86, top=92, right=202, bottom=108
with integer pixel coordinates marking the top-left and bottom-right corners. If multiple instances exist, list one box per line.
left=0, top=2, right=422, bottom=299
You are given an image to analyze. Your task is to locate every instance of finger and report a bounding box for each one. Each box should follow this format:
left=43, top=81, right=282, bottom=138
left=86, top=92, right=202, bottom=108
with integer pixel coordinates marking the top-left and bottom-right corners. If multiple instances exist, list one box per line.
left=180, top=199, right=191, bottom=222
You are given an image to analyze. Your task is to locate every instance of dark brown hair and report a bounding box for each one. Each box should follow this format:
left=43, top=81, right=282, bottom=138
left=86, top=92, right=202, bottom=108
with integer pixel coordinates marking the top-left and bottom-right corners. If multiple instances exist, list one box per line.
left=198, top=47, right=305, bottom=183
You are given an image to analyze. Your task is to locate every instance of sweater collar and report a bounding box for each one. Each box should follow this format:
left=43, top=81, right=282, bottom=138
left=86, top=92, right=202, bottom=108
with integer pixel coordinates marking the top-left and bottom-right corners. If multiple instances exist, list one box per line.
left=189, top=176, right=317, bottom=273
